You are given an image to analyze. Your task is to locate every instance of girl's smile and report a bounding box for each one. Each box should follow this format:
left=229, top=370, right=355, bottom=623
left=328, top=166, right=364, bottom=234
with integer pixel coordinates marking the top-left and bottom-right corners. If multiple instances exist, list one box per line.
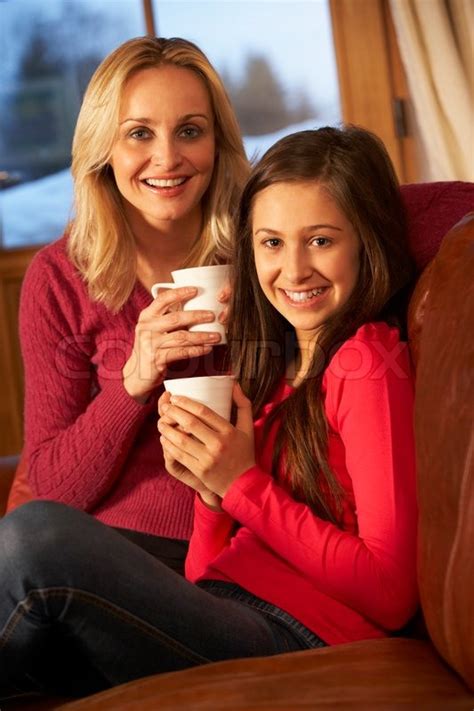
left=280, top=286, right=330, bottom=306
left=252, top=180, right=361, bottom=344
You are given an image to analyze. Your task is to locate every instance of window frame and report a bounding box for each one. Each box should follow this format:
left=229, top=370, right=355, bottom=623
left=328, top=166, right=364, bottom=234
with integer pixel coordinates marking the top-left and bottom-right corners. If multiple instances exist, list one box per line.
left=329, top=0, right=418, bottom=183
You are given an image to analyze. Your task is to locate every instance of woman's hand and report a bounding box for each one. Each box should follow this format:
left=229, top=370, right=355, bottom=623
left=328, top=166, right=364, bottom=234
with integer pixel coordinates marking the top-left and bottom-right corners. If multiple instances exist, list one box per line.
left=157, top=383, right=255, bottom=498
left=217, top=282, right=231, bottom=329
left=123, top=287, right=221, bottom=403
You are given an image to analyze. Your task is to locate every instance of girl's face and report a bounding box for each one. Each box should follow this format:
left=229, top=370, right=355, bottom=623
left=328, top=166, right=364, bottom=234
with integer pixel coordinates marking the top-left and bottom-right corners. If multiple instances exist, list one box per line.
left=110, top=65, right=216, bottom=233
left=252, top=180, right=361, bottom=344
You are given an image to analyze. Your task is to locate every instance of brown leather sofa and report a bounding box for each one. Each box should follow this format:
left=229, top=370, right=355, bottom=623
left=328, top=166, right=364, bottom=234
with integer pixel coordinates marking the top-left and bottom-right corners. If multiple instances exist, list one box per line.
left=1, top=182, right=473, bottom=709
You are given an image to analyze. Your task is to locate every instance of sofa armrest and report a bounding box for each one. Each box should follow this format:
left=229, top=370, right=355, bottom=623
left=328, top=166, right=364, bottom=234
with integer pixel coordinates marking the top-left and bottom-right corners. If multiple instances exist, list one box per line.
left=415, top=211, right=474, bottom=690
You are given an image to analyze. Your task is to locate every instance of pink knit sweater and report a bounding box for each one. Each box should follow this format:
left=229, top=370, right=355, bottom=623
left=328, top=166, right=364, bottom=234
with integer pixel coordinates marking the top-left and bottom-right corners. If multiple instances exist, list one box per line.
left=19, top=237, right=225, bottom=539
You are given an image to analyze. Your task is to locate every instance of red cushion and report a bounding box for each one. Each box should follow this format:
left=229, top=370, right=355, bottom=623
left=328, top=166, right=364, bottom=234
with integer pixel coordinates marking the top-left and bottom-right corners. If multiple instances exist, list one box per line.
left=6, top=452, right=32, bottom=513
left=401, top=181, right=474, bottom=270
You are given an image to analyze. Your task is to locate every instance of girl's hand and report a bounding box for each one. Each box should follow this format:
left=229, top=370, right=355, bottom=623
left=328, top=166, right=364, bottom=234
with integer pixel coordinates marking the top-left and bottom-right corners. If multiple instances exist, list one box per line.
left=157, top=383, right=255, bottom=497
left=158, top=392, right=222, bottom=510
left=123, top=287, right=221, bottom=403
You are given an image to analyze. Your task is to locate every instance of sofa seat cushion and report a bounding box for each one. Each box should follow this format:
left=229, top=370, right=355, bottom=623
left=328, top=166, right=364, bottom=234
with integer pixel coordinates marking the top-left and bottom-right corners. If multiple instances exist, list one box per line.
left=54, top=638, right=474, bottom=710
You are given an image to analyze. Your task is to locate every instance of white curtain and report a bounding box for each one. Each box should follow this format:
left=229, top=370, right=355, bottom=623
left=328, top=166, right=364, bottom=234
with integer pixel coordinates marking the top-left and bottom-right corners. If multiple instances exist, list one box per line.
left=389, top=0, right=474, bottom=181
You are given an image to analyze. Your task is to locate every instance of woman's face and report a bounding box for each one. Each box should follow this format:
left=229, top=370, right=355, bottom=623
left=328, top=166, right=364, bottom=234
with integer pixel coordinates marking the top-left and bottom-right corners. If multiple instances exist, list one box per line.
left=252, top=180, right=360, bottom=344
left=110, top=65, right=216, bottom=233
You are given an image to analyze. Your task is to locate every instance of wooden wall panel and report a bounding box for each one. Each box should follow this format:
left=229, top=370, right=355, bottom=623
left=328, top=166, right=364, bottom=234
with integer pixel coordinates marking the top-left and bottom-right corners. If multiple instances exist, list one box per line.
left=0, top=246, right=40, bottom=455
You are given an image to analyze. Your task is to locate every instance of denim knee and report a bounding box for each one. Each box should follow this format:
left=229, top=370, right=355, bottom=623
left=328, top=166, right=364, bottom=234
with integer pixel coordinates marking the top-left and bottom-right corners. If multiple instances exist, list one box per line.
left=0, top=500, right=75, bottom=575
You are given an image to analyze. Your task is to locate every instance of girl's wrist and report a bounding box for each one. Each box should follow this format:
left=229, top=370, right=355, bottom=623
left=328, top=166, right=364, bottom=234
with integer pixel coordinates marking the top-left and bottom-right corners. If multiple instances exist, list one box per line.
left=199, top=491, right=223, bottom=512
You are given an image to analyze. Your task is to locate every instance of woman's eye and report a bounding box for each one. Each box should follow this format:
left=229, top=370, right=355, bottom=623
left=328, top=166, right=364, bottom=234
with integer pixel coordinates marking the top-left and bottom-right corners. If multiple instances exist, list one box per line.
left=263, top=238, right=281, bottom=249
left=129, top=127, right=150, bottom=140
left=312, top=236, right=331, bottom=247
left=179, top=125, right=202, bottom=139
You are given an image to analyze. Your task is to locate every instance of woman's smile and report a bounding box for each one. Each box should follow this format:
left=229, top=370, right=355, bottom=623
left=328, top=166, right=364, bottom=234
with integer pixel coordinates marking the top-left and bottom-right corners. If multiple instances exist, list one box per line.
left=110, top=64, right=216, bottom=234
left=140, top=174, right=191, bottom=197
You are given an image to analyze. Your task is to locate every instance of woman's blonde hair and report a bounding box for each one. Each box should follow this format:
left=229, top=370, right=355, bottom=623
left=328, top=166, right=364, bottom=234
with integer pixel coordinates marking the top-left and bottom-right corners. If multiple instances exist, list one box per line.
left=69, top=36, right=249, bottom=311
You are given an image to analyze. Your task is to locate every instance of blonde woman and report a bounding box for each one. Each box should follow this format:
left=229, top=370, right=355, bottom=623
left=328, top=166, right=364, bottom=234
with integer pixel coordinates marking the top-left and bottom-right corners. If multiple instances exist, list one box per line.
left=18, top=37, right=249, bottom=572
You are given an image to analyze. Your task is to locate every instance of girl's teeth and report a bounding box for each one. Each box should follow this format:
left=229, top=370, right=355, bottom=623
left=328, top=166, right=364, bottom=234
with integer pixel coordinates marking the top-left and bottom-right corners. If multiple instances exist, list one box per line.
left=145, top=177, right=186, bottom=187
left=284, top=288, right=324, bottom=302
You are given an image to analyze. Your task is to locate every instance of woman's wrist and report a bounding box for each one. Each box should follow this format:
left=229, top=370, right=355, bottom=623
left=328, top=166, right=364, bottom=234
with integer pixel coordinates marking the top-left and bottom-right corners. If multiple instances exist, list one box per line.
left=122, top=376, right=151, bottom=404
left=122, top=360, right=162, bottom=403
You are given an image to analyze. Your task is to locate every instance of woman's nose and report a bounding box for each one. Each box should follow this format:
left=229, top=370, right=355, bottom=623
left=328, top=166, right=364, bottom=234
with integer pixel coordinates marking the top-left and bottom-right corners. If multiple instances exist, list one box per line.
left=150, top=136, right=182, bottom=170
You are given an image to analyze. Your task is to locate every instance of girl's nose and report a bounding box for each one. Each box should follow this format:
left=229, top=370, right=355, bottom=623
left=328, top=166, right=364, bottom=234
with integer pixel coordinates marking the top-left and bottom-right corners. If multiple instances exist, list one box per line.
left=283, top=247, right=313, bottom=284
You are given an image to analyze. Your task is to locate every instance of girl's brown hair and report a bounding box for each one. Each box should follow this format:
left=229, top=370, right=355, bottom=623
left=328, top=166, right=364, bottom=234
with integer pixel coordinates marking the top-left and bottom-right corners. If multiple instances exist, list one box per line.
left=69, top=36, right=249, bottom=311
left=229, top=125, right=414, bottom=522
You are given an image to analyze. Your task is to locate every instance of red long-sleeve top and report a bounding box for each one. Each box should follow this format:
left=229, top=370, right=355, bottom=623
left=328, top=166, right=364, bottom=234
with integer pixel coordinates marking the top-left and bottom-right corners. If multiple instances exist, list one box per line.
left=186, top=323, right=419, bottom=644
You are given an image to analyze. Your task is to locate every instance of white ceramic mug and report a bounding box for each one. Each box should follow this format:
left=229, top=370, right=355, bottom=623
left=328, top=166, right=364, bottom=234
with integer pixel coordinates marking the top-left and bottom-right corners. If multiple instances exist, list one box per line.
left=151, top=264, right=229, bottom=343
left=163, top=374, right=234, bottom=421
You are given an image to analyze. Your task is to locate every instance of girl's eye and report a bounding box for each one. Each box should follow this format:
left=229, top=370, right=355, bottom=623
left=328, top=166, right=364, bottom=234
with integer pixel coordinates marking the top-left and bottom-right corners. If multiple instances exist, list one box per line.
left=129, top=127, right=150, bottom=140
left=311, top=236, right=331, bottom=247
left=179, top=125, right=202, bottom=139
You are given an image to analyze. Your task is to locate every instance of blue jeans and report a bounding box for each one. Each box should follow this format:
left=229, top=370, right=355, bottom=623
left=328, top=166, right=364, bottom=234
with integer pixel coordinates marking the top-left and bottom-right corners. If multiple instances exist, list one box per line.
left=0, top=501, right=326, bottom=698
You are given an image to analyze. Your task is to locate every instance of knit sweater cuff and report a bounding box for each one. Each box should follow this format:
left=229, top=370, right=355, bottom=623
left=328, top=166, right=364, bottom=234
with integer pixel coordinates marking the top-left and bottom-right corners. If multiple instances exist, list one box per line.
left=98, top=380, right=155, bottom=436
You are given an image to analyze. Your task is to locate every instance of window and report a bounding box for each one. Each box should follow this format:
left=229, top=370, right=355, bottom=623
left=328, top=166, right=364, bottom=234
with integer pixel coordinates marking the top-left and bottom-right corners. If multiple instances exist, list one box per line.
left=0, top=0, right=146, bottom=249
left=152, top=0, right=341, bottom=161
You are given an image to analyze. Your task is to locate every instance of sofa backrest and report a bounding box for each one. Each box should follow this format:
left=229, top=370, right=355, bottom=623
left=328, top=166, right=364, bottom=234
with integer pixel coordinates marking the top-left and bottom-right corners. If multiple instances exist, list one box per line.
left=402, top=180, right=474, bottom=369
left=401, top=181, right=474, bottom=270
left=409, top=211, right=474, bottom=691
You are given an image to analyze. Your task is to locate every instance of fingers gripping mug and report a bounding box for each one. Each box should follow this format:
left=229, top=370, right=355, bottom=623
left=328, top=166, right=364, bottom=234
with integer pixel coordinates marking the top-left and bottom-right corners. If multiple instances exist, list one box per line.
left=163, top=374, right=235, bottom=421
left=151, top=264, right=229, bottom=343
